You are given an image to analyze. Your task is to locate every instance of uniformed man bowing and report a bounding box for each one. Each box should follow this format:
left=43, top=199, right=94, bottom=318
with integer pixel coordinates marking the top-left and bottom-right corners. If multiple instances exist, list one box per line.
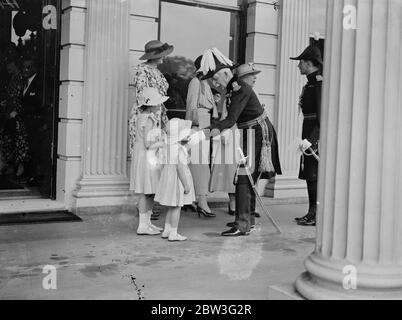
left=195, top=48, right=282, bottom=236
left=290, top=45, right=323, bottom=227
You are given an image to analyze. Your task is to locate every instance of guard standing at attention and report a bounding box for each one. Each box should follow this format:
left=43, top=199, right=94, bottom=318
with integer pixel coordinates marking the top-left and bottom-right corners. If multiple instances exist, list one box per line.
left=290, top=45, right=323, bottom=227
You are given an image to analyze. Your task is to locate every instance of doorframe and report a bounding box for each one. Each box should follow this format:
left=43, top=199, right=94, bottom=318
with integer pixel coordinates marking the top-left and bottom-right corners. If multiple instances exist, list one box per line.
left=158, top=0, right=247, bottom=64
left=159, top=0, right=242, bottom=13
left=49, top=0, right=62, bottom=200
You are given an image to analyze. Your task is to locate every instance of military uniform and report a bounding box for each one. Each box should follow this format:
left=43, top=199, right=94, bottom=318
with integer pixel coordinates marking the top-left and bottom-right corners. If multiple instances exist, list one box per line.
left=290, top=44, right=323, bottom=226
left=208, top=77, right=282, bottom=235
left=298, top=71, right=322, bottom=181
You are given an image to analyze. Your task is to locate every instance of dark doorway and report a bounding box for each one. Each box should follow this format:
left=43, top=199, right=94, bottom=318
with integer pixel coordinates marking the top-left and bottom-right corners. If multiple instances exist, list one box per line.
left=310, top=37, right=325, bottom=74
left=0, top=0, right=61, bottom=199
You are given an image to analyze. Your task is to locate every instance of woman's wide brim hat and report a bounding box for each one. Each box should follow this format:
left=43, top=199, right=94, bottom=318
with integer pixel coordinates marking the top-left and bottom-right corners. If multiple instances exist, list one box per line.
left=138, top=87, right=169, bottom=106
left=236, top=63, right=261, bottom=78
left=140, top=40, right=174, bottom=61
left=197, top=48, right=236, bottom=80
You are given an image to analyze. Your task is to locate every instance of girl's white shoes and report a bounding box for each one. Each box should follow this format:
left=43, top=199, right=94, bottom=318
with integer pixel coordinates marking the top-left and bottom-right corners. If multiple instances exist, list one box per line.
left=137, top=225, right=161, bottom=235
left=137, top=212, right=162, bottom=235
left=161, top=230, right=170, bottom=239
left=148, top=222, right=163, bottom=232
left=147, top=211, right=163, bottom=232
left=168, top=233, right=187, bottom=242
left=161, top=229, right=187, bottom=241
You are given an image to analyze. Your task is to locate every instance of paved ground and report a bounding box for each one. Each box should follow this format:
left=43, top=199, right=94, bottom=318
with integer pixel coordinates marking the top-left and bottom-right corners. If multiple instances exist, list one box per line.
left=0, top=201, right=315, bottom=300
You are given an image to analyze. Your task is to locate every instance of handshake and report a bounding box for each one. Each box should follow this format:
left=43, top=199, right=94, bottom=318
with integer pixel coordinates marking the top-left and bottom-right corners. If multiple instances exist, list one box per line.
left=184, top=128, right=231, bottom=146
left=183, top=130, right=207, bottom=147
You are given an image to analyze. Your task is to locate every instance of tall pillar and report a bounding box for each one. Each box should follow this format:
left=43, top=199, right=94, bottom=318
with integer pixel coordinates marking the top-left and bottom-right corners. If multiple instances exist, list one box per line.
left=267, top=0, right=310, bottom=198
left=73, top=0, right=131, bottom=207
left=296, top=0, right=402, bottom=299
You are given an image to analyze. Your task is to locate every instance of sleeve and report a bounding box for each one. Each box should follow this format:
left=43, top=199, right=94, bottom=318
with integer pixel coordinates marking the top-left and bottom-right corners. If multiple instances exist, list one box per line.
left=315, top=83, right=322, bottom=126
left=308, top=83, right=322, bottom=147
left=133, top=67, right=149, bottom=104
left=7, top=75, right=23, bottom=114
left=210, top=88, right=251, bottom=132
left=185, top=78, right=200, bottom=123
left=143, top=113, right=158, bottom=131
left=178, top=145, right=189, bottom=165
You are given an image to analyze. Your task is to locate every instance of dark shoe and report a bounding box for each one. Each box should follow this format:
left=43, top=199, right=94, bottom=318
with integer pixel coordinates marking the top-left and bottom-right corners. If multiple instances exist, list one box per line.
left=297, top=217, right=316, bottom=226
left=151, top=211, right=160, bottom=221
left=226, top=221, right=236, bottom=228
left=253, top=212, right=261, bottom=218
left=27, top=177, right=38, bottom=187
left=228, top=203, right=235, bottom=216
left=197, top=206, right=216, bottom=218
left=294, top=214, right=309, bottom=222
left=221, top=227, right=249, bottom=237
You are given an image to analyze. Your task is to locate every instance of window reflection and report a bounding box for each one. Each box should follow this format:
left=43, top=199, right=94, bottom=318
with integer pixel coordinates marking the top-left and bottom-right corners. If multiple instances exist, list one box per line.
left=159, top=1, right=241, bottom=119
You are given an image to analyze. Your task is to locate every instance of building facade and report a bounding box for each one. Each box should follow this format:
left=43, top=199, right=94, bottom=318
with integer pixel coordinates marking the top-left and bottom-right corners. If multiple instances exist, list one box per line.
left=1, top=0, right=401, bottom=300
left=0, top=0, right=327, bottom=208
left=54, top=0, right=327, bottom=210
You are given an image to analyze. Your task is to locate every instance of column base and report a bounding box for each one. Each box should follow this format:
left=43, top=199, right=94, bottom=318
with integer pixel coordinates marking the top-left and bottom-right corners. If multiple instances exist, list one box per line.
left=73, top=176, right=131, bottom=208
left=296, top=254, right=402, bottom=300
left=265, top=175, right=308, bottom=199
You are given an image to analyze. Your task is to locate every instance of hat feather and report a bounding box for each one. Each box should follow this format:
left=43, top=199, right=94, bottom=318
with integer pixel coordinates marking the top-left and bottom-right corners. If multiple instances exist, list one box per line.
left=211, top=48, right=233, bottom=67
left=197, top=48, right=232, bottom=75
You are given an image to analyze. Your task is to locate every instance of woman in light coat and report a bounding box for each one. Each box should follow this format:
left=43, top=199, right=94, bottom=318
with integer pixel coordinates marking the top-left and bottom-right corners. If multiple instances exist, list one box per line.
left=185, top=55, right=219, bottom=218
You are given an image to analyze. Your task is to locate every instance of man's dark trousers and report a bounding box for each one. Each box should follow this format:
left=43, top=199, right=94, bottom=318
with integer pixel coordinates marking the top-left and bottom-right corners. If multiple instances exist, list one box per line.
left=235, top=125, right=262, bottom=233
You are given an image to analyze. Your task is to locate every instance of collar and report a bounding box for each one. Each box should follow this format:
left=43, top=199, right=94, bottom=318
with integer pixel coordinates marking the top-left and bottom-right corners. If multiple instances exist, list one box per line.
left=23, top=74, right=37, bottom=95
left=27, top=73, right=36, bottom=84
left=306, top=70, right=320, bottom=83
left=226, top=74, right=238, bottom=92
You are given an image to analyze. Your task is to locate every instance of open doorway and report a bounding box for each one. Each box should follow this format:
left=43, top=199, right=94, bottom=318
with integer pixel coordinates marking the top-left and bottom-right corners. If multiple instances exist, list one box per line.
left=0, top=0, right=60, bottom=199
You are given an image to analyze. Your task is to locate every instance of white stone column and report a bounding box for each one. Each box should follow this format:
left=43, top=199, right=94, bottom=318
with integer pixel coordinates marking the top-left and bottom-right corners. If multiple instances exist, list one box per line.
left=73, top=0, right=131, bottom=207
left=296, top=0, right=402, bottom=299
left=267, top=0, right=310, bottom=198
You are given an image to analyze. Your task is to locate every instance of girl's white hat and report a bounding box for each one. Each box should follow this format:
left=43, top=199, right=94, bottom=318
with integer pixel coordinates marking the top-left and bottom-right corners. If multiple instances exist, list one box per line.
left=138, top=87, right=169, bottom=106
left=166, top=118, right=192, bottom=143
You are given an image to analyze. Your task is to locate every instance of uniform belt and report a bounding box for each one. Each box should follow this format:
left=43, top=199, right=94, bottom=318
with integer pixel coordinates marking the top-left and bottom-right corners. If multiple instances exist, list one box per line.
left=237, top=110, right=268, bottom=129
left=303, top=113, right=317, bottom=120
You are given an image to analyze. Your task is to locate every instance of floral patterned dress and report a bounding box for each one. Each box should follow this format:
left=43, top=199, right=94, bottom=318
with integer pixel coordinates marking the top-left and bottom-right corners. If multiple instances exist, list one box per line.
left=0, top=72, right=29, bottom=169
left=129, top=63, right=169, bottom=156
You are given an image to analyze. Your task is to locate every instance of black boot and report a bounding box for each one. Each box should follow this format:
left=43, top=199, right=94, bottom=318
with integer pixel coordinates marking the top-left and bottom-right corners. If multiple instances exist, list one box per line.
left=296, top=180, right=317, bottom=224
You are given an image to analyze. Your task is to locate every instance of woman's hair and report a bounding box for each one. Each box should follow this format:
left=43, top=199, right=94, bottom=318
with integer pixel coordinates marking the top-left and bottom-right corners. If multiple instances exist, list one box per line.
left=139, top=104, right=156, bottom=112
left=147, top=58, right=162, bottom=64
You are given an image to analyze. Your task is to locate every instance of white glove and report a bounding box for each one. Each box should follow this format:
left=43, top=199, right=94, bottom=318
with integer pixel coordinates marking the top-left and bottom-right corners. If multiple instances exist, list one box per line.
left=237, top=148, right=248, bottom=165
left=299, top=139, right=312, bottom=153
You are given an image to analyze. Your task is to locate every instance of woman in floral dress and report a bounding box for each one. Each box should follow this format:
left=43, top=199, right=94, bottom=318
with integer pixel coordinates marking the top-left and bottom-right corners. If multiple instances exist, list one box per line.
left=129, top=40, right=174, bottom=219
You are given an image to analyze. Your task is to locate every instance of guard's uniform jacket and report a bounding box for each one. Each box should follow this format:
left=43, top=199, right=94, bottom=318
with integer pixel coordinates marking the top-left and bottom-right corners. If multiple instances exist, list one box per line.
left=209, top=78, right=281, bottom=178
left=208, top=77, right=281, bottom=232
left=299, top=71, right=322, bottom=181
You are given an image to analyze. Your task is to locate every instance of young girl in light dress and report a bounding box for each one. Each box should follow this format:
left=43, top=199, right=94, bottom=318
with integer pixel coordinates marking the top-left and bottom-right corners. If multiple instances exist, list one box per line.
left=154, top=118, right=196, bottom=242
left=130, top=87, right=167, bottom=236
